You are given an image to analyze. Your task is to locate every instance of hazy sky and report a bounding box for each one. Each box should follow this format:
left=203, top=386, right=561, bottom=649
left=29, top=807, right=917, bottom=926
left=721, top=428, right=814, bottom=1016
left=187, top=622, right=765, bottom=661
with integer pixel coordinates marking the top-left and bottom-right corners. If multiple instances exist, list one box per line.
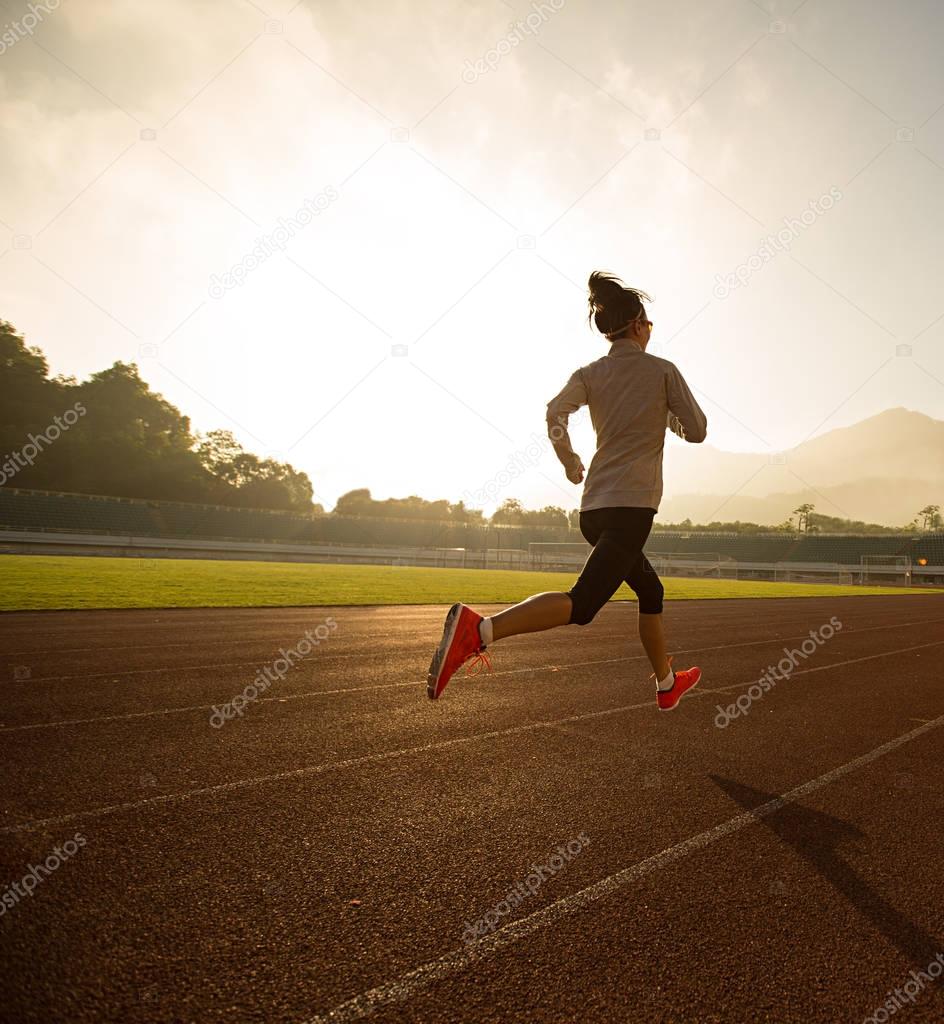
left=2, top=0, right=943, bottom=516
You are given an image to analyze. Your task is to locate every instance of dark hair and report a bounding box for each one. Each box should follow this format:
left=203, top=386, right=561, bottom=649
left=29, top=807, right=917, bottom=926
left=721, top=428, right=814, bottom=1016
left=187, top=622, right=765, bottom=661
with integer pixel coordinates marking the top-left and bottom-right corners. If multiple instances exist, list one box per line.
left=587, top=271, right=652, bottom=339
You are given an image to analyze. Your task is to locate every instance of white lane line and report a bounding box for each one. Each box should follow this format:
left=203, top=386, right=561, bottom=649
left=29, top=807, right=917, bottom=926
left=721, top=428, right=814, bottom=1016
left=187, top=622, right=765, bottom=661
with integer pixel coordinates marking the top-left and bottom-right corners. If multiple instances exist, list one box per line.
left=1, top=592, right=909, bottom=653
left=3, top=638, right=943, bottom=833
left=10, top=650, right=388, bottom=683
left=300, top=712, right=944, bottom=1024
left=0, top=610, right=479, bottom=655
left=0, top=682, right=419, bottom=733
left=0, top=635, right=649, bottom=681
left=0, top=605, right=692, bottom=657
left=0, top=697, right=660, bottom=835
left=0, top=636, right=341, bottom=657
left=0, top=658, right=629, bottom=734
left=3, top=621, right=943, bottom=734
left=0, top=627, right=638, bottom=659
left=9, top=610, right=941, bottom=675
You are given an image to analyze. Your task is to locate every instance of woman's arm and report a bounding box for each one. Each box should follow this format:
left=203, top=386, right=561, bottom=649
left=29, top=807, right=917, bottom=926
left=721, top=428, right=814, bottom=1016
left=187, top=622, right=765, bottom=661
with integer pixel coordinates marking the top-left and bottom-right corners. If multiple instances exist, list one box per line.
left=546, top=368, right=588, bottom=481
left=665, top=363, right=708, bottom=443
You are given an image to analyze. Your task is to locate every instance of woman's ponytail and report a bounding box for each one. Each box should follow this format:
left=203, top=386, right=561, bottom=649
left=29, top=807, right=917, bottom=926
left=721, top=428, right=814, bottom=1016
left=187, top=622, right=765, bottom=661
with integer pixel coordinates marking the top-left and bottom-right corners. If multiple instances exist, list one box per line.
left=587, top=271, right=651, bottom=339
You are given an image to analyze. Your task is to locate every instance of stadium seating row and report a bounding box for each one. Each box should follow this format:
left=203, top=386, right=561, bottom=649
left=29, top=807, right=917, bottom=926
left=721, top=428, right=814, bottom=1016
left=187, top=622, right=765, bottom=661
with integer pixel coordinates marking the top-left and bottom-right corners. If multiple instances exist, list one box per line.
left=0, top=488, right=939, bottom=566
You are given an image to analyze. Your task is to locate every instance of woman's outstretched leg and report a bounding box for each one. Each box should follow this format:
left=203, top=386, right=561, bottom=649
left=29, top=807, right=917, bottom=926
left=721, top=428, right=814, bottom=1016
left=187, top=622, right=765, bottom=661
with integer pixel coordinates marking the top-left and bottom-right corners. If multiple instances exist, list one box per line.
left=488, top=591, right=573, bottom=642
left=427, top=592, right=573, bottom=699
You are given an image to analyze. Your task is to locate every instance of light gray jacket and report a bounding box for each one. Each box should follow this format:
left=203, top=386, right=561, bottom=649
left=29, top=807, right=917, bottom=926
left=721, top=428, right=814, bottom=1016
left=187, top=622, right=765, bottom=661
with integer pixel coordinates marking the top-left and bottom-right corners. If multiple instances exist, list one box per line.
left=545, top=338, right=708, bottom=513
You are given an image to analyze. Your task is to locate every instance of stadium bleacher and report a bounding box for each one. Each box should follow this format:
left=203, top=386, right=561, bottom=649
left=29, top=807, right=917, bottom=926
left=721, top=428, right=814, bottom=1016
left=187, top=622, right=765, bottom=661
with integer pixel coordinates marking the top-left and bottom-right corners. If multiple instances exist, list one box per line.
left=1, top=488, right=941, bottom=567
left=0, top=488, right=556, bottom=550
left=913, top=535, right=944, bottom=567
left=646, top=533, right=798, bottom=562
left=784, top=534, right=911, bottom=565
left=0, top=488, right=321, bottom=543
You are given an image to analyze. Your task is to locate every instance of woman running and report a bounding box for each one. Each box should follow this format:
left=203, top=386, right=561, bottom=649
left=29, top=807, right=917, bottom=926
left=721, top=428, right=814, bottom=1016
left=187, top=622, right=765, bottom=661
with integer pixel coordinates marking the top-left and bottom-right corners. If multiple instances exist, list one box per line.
left=426, top=271, right=708, bottom=711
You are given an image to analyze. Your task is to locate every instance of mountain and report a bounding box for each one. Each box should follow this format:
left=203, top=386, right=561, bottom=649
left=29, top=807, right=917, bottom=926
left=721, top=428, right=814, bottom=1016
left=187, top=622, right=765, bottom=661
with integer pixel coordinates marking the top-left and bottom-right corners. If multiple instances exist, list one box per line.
left=659, top=408, right=944, bottom=527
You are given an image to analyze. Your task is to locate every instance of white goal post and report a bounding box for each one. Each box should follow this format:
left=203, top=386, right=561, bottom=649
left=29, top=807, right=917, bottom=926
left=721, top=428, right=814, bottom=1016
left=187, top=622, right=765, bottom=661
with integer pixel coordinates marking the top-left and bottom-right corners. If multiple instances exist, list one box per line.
left=860, top=554, right=911, bottom=586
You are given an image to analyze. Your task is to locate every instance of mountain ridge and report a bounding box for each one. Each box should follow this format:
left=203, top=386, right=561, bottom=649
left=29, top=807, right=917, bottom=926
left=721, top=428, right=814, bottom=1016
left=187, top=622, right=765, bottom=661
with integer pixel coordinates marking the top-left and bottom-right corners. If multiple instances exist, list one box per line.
left=660, top=407, right=943, bottom=526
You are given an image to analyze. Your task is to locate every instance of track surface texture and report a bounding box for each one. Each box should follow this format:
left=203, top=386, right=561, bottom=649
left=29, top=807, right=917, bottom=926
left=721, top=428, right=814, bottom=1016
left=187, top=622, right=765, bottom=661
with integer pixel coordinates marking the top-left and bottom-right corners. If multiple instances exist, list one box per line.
left=2, top=595, right=943, bottom=1024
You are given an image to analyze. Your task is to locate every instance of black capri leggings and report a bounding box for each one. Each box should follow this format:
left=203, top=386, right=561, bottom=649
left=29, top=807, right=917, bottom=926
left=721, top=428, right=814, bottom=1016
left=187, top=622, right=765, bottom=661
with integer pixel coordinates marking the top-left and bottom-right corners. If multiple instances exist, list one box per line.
left=566, top=506, right=664, bottom=623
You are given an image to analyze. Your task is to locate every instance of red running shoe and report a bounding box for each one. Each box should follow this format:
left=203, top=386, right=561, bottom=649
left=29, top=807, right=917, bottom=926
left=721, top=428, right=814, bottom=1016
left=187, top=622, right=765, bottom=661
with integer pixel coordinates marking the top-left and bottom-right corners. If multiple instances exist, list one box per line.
left=654, top=655, right=702, bottom=711
left=427, top=602, right=492, bottom=700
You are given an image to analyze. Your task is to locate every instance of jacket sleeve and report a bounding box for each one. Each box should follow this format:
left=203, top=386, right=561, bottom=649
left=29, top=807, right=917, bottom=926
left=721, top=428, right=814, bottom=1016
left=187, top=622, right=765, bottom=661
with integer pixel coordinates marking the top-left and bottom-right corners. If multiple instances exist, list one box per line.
left=546, top=368, right=588, bottom=468
left=665, top=362, right=708, bottom=443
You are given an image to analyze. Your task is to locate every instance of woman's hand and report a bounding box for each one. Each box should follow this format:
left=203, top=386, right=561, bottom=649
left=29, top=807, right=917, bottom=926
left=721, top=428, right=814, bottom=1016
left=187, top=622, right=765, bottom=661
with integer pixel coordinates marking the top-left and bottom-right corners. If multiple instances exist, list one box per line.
left=565, top=457, right=585, bottom=484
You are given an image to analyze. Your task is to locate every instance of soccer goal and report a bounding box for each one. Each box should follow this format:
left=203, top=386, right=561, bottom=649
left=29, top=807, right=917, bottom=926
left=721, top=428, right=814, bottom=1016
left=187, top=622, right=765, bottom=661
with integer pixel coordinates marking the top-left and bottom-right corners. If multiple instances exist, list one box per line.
left=860, top=554, right=911, bottom=587
left=432, top=547, right=467, bottom=569
left=483, top=547, right=527, bottom=570
left=664, top=552, right=735, bottom=579
left=527, top=542, right=590, bottom=571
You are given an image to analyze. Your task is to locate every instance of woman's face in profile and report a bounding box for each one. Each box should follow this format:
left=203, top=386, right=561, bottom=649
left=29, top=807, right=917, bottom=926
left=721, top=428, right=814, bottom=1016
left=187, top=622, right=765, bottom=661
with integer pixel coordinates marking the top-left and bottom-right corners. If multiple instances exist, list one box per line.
left=631, top=310, right=652, bottom=346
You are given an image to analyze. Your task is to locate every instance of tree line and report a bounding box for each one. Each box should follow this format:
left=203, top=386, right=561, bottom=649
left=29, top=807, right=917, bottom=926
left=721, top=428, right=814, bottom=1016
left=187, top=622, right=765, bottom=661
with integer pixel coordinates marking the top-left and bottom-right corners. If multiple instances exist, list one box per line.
left=1, top=320, right=315, bottom=511
left=2, top=318, right=939, bottom=534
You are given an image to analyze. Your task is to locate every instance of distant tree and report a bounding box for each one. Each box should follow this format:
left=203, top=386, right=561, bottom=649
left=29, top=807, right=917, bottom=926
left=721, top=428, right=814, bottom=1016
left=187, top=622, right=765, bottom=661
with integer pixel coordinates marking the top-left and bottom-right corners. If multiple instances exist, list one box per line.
left=332, top=490, right=473, bottom=521
left=0, top=320, right=65, bottom=469
left=448, top=500, right=486, bottom=524
left=917, top=505, right=941, bottom=531
left=525, top=505, right=569, bottom=528
left=70, top=362, right=211, bottom=501
left=491, top=498, right=526, bottom=525
left=194, top=429, right=314, bottom=510
left=196, top=430, right=246, bottom=488
left=386, top=496, right=452, bottom=520
left=234, top=461, right=314, bottom=511
left=334, top=488, right=374, bottom=516
left=793, top=503, right=816, bottom=533
left=0, top=319, right=317, bottom=510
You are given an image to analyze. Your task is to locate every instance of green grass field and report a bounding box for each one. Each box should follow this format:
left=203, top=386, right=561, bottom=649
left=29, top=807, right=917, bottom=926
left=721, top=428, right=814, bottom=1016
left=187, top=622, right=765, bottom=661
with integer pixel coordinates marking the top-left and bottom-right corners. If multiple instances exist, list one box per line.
left=0, top=554, right=939, bottom=611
